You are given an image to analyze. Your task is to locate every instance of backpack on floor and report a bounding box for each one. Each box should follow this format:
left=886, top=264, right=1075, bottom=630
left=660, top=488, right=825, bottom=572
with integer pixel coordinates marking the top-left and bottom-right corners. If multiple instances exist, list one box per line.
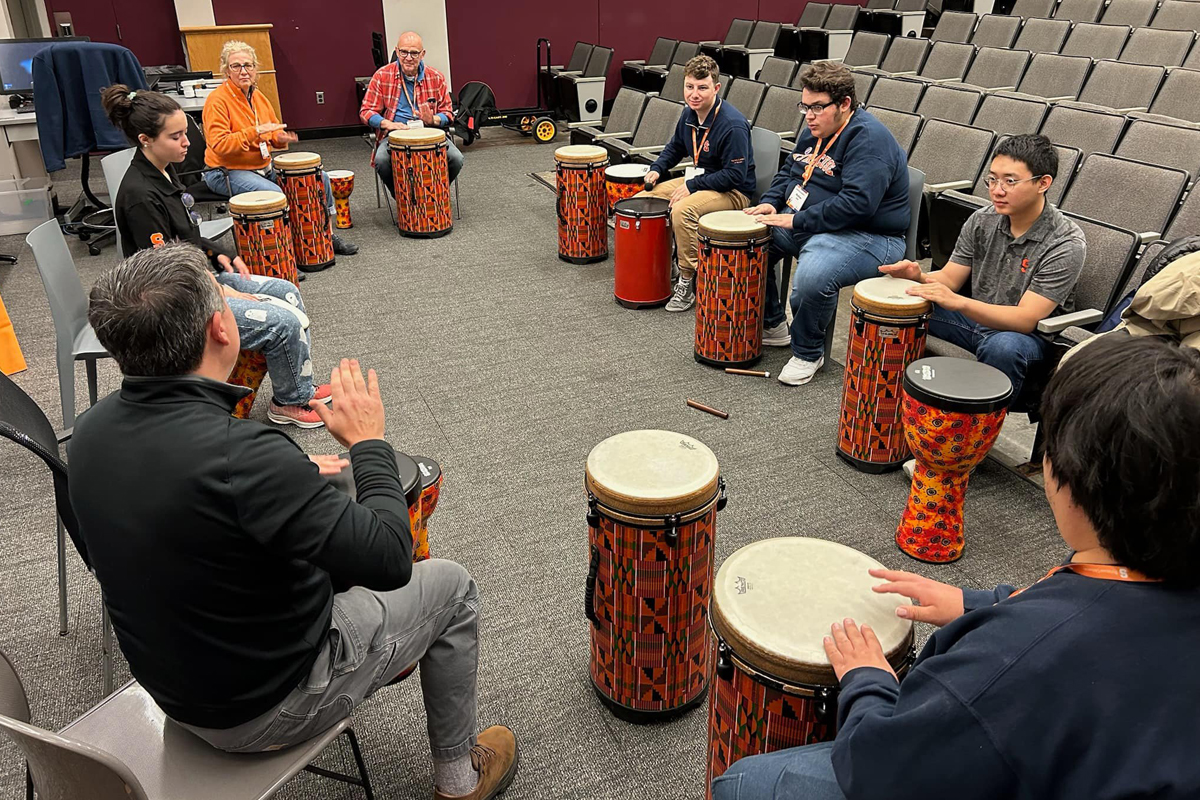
left=453, top=81, right=496, bottom=146
left=1097, top=235, right=1200, bottom=333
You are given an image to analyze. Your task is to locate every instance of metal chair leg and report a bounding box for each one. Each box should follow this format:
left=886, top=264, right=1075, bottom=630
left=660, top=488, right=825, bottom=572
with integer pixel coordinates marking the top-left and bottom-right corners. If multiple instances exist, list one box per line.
left=345, top=728, right=376, bottom=800
left=453, top=178, right=461, bottom=221
left=57, top=517, right=67, bottom=636
left=57, top=350, right=76, bottom=429
left=101, top=602, right=114, bottom=695
left=375, top=170, right=381, bottom=209
left=85, top=358, right=99, bottom=407
left=25, top=764, right=32, bottom=800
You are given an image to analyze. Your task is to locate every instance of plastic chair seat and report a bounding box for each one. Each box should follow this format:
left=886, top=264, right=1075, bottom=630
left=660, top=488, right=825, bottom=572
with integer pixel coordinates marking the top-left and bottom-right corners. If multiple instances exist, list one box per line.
left=71, top=325, right=107, bottom=360
left=199, top=218, right=234, bottom=242
left=60, top=681, right=352, bottom=800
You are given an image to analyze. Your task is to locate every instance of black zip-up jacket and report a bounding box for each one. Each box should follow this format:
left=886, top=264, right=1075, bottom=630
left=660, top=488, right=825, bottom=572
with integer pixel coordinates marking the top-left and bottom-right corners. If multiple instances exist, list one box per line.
left=68, top=375, right=412, bottom=728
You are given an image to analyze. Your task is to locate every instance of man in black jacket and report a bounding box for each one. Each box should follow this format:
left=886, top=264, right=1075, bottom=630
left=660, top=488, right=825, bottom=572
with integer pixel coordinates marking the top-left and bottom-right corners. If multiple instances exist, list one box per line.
left=69, top=243, right=518, bottom=800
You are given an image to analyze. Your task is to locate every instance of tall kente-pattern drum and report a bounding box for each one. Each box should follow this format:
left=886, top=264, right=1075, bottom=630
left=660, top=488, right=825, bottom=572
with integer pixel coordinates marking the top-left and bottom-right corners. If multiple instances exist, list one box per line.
left=555, top=145, right=609, bottom=264
left=388, top=128, right=453, bottom=238
left=273, top=151, right=335, bottom=272
left=695, top=211, right=770, bottom=368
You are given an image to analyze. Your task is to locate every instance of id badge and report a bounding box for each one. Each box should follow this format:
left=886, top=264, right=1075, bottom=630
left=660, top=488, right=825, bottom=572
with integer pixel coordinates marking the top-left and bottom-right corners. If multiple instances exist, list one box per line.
left=787, top=185, right=809, bottom=211
left=685, top=166, right=705, bottom=182
left=407, top=119, right=424, bottom=129
left=259, top=141, right=270, bottom=159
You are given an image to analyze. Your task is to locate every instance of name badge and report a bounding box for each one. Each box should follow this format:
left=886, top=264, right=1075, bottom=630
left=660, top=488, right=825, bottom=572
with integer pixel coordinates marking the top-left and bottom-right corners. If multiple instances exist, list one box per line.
left=685, top=166, right=705, bottom=182
left=407, top=119, right=424, bottom=129
left=787, top=185, right=809, bottom=212
left=259, top=141, right=270, bottom=159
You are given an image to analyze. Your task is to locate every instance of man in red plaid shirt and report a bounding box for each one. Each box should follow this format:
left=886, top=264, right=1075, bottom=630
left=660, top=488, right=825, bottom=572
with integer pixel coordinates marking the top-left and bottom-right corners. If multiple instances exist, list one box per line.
left=359, top=31, right=465, bottom=195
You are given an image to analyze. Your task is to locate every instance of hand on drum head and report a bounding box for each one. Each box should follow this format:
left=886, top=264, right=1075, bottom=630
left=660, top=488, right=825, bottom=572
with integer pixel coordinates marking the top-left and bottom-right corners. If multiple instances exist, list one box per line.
left=379, top=119, right=407, bottom=132
left=311, top=359, right=386, bottom=449
left=824, top=618, right=896, bottom=682
left=869, top=568, right=965, bottom=627
left=758, top=213, right=794, bottom=230
left=904, top=281, right=965, bottom=311
left=308, top=454, right=350, bottom=475
left=878, top=260, right=923, bottom=282
left=744, top=203, right=776, bottom=216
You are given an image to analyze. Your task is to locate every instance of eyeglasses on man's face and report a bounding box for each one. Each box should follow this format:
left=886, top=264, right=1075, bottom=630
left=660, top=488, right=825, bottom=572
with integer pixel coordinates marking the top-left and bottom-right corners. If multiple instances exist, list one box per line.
left=397, top=49, right=423, bottom=60
left=799, top=100, right=836, bottom=116
left=984, top=175, right=1046, bottom=190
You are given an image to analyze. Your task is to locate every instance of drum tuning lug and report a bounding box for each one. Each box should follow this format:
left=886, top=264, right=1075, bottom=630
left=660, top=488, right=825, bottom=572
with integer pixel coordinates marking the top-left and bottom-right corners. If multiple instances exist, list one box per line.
left=716, top=477, right=728, bottom=511
left=665, top=513, right=680, bottom=545
left=814, top=686, right=839, bottom=726
left=585, top=544, right=601, bottom=628
left=716, top=641, right=733, bottom=680
left=586, top=493, right=599, bottom=529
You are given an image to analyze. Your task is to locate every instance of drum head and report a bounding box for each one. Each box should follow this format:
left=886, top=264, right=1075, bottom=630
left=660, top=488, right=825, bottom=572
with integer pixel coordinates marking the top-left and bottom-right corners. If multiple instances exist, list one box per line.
left=903, top=357, right=1013, bottom=413
left=272, top=151, right=322, bottom=171
left=389, top=128, right=447, bottom=147
left=606, top=163, right=650, bottom=180
left=412, top=455, right=442, bottom=490
left=228, top=190, right=288, bottom=215
left=852, top=276, right=931, bottom=318
left=711, top=537, right=913, bottom=686
left=698, top=210, right=768, bottom=242
left=327, top=169, right=355, bottom=179
left=331, top=451, right=421, bottom=505
left=586, top=430, right=719, bottom=517
left=555, top=144, right=609, bottom=166
left=614, top=197, right=670, bottom=218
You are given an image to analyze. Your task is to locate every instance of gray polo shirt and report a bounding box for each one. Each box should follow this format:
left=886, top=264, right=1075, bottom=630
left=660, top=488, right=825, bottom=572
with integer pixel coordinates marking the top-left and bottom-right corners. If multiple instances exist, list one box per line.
left=951, top=202, right=1086, bottom=314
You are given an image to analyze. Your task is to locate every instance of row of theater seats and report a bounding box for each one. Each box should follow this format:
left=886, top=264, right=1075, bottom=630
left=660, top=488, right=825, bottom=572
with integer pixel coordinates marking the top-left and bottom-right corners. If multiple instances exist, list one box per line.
left=539, top=42, right=615, bottom=125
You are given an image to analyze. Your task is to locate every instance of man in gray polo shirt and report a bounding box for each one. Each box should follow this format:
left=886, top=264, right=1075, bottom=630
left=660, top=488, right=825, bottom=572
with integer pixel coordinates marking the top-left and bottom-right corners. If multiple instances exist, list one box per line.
left=880, top=134, right=1085, bottom=402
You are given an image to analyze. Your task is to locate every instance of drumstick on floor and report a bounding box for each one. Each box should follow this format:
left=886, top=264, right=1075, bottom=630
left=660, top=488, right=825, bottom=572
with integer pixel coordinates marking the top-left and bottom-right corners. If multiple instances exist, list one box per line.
left=724, top=368, right=770, bottom=378
left=687, top=399, right=730, bottom=420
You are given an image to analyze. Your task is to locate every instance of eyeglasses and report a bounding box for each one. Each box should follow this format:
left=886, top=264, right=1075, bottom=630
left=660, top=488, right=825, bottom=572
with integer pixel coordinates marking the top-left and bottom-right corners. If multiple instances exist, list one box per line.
left=983, top=175, right=1046, bottom=189
left=799, top=101, right=836, bottom=115
left=396, top=49, right=423, bottom=59
left=181, top=192, right=202, bottom=227
left=228, top=63, right=256, bottom=73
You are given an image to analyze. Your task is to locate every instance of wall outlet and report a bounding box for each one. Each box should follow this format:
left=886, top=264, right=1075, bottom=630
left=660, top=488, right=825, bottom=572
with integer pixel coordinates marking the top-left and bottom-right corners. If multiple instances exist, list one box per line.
left=316, top=91, right=324, bottom=104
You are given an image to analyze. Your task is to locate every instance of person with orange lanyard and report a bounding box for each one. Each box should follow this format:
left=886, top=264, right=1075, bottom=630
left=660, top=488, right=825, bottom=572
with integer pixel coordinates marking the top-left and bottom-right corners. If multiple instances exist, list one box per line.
left=713, top=333, right=1200, bottom=800
left=746, top=61, right=910, bottom=386
left=640, top=54, right=756, bottom=313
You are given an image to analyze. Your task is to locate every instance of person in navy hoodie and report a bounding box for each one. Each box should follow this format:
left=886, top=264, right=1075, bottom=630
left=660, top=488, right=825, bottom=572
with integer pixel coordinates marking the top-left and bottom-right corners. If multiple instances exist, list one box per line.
left=747, top=61, right=910, bottom=386
left=712, top=334, right=1200, bottom=800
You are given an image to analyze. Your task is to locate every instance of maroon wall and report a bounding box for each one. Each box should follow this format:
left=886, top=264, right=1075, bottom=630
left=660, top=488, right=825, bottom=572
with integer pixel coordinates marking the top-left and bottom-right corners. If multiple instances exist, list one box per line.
left=211, top=0, right=383, bottom=130
left=446, top=0, right=865, bottom=110
left=43, top=0, right=184, bottom=67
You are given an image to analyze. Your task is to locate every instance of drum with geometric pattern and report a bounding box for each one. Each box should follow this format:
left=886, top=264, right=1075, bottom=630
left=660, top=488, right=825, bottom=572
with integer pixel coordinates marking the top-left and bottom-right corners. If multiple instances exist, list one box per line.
left=695, top=211, right=770, bottom=368
left=897, top=358, right=1012, bottom=563
left=605, top=163, right=649, bottom=215
left=273, top=152, right=336, bottom=272
left=555, top=145, right=609, bottom=264
left=837, top=276, right=931, bottom=473
left=706, top=538, right=915, bottom=798
left=388, top=128, right=453, bottom=239
left=585, top=430, right=726, bottom=722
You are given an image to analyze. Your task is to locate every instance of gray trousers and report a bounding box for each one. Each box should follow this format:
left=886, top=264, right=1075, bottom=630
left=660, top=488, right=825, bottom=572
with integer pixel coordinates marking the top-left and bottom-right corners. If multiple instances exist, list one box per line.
left=180, top=559, right=480, bottom=761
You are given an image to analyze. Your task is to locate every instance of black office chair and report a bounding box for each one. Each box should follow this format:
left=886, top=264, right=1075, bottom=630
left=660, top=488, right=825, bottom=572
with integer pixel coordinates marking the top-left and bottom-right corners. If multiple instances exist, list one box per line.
left=177, top=113, right=229, bottom=214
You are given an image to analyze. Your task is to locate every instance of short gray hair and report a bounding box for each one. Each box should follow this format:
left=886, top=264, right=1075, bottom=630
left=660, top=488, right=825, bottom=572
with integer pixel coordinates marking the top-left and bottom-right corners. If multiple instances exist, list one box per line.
left=88, top=243, right=225, bottom=377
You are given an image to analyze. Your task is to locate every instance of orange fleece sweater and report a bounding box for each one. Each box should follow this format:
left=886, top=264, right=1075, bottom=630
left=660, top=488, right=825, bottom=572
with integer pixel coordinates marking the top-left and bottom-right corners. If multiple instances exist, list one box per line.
left=202, top=80, right=288, bottom=170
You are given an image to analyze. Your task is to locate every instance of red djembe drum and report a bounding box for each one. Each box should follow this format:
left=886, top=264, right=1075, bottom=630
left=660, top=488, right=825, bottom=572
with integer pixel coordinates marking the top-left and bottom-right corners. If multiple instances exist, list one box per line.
left=613, top=197, right=672, bottom=308
left=328, top=169, right=355, bottom=229
left=695, top=210, right=770, bottom=368
left=897, top=357, right=1013, bottom=563
left=555, top=144, right=609, bottom=264
left=706, top=537, right=915, bottom=799
left=585, top=429, right=727, bottom=721
left=604, top=162, right=649, bottom=215
left=411, top=455, right=444, bottom=563
left=227, top=190, right=298, bottom=418
left=273, top=151, right=336, bottom=272
left=388, top=128, right=453, bottom=238
left=837, top=276, right=931, bottom=473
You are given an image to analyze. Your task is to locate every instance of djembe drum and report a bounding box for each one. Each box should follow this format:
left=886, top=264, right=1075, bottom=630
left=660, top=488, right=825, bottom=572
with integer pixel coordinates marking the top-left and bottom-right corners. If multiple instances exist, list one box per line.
left=604, top=162, right=649, bottom=214
left=838, top=276, right=931, bottom=473
left=555, top=144, right=609, bottom=264
left=227, top=190, right=299, bottom=418
left=411, top=455, right=444, bottom=563
left=328, top=169, right=355, bottom=229
left=706, top=537, right=915, bottom=798
left=328, top=450, right=425, bottom=554
left=613, top=197, right=672, bottom=308
left=897, top=357, right=1013, bottom=563
left=585, top=429, right=727, bottom=721
left=273, top=151, right=335, bottom=272
left=695, top=210, right=770, bottom=368
left=388, top=128, right=453, bottom=238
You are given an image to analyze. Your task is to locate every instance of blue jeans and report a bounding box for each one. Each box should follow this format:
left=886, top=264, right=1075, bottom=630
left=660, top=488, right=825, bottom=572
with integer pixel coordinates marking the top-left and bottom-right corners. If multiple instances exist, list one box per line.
left=373, top=135, right=465, bottom=196
left=928, top=307, right=1046, bottom=404
left=217, top=272, right=315, bottom=407
left=203, top=166, right=335, bottom=217
left=711, top=742, right=847, bottom=800
left=765, top=229, right=907, bottom=361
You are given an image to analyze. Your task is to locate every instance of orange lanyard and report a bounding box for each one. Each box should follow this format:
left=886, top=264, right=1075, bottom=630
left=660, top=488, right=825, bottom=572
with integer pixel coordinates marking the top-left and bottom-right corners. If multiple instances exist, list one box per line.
left=1009, top=562, right=1160, bottom=598
left=691, top=100, right=722, bottom=164
left=801, top=112, right=852, bottom=187
left=400, top=67, right=420, bottom=117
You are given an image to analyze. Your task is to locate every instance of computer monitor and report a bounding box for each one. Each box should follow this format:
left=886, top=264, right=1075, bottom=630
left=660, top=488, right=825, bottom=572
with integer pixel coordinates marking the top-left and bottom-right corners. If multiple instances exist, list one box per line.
left=0, top=37, right=88, bottom=94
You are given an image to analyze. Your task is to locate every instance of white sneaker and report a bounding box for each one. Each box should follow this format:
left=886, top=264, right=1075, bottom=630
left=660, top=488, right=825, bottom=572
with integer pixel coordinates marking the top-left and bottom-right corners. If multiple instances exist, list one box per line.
left=778, top=355, right=825, bottom=386
left=762, top=322, right=790, bottom=346
left=903, top=458, right=917, bottom=480
left=665, top=276, right=695, bottom=312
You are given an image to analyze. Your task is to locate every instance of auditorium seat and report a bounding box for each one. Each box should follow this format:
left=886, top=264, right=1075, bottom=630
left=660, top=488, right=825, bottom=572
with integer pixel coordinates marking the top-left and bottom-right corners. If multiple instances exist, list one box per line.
left=850, top=70, right=878, bottom=104
left=700, top=18, right=754, bottom=70
left=1165, top=188, right=1200, bottom=238
left=1150, top=0, right=1200, bottom=32
left=723, top=20, right=783, bottom=78
left=857, top=36, right=932, bottom=75
left=841, top=31, right=892, bottom=68
left=1013, top=17, right=1071, bottom=53
left=1061, top=153, right=1188, bottom=240
left=863, top=0, right=928, bottom=37
left=1100, top=0, right=1157, bottom=28
left=971, top=92, right=1050, bottom=136
left=948, top=46, right=1032, bottom=90
left=931, top=11, right=979, bottom=43
left=1059, top=59, right=1165, bottom=113
left=1186, top=41, right=1200, bottom=69
left=997, top=52, right=1091, bottom=100
left=1129, top=67, right=1200, bottom=125
left=1010, top=0, right=1056, bottom=19
left=642, top=41, right=699, bottom=95
left=797, top=4, right=860, bottom=62
left=970, top=14, right=1022, bottom=48
left=917, top=83, right=984, bottom=123
left=657, top=64, right=687, bottom=102
left=621, top=38, right=678, bottom=91
left=540, top=42, right=592, bottom=114
left=556, top=45, right=613, bottom=124
left=776, top=2, right=832, bottom=60
left=866, top=75, right=927, bottom=112
left=570, top=87, right=649, bottom=146
left=723, top=78, right=769, bottom=121
left=1114, top=119, right=1200, bottom=184
left=756, top=85, right=806, bottom=140
left=1117, top=27, right=1195, bottom=68
left=909, top=118, right=996, bottom=193
left=1060, top=22, right=1132, bottom=60
left=1038, top=103, right=1129, bottom=158
left=600, top=95, right=684, bottom=164
left=1053, top=0, right=1106, bottom=23
left=910, top=41, right=977, bottom=82
left=866, top=107, right=924, bottom=153
left=756, top=56, right=799, bottom=86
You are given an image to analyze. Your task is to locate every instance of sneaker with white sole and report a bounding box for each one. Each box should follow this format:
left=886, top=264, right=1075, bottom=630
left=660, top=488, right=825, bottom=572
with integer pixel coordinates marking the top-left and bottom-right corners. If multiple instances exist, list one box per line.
left=778, top=355, right=825, bottom=386
left=903, top=458, right=917, bottom=480
left=310, top=383, right=332, bottom=404
left=267, top=401, right=325, bottom=428
left=665, top=276, right=695, bottom=312
left=762, top=321, right=791, bottom=346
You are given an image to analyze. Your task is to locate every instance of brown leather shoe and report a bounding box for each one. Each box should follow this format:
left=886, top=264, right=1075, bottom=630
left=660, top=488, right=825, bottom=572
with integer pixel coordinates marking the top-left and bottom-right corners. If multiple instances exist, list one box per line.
left=433, top=725, right=519, bottom=800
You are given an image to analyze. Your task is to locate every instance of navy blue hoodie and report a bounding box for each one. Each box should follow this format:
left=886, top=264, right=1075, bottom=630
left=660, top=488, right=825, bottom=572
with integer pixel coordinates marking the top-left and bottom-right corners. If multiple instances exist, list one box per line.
left=649, top=97, right=756, bottom=197
left=762, top=108, right=908, bottom=239
left=831, top=569, right=1200, bottom=799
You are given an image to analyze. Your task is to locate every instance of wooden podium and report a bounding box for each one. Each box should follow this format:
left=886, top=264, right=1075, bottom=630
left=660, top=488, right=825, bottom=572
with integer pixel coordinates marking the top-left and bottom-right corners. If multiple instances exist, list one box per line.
left=180, top=24, right=283, bottom=121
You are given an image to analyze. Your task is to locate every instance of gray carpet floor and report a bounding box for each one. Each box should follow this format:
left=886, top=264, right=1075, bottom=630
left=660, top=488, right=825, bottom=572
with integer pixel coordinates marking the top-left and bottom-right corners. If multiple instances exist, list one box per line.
left=0, top=129, right=1064, bottom=799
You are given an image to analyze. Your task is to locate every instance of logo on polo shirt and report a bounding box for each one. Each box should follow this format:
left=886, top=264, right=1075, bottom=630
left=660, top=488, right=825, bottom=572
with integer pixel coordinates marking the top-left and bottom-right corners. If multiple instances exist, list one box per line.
left=703, top=140, right=711, bottom=153
left=150, top=232, right=165, bottom=247
left=1021, top=257, right=1029, bottom=273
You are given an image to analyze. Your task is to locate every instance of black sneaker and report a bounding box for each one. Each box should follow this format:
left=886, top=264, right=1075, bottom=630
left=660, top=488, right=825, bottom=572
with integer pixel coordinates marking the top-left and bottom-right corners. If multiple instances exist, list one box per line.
left=333, top=234, right=358, bottom=256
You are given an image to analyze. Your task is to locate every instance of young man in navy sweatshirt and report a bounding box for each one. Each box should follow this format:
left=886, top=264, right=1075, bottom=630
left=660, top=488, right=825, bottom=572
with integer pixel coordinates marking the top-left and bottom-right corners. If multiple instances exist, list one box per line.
left=640, top=55, right=756, bottom=312
left=747, top=61, right=910, bottom=385
left=712, top=334, right=1200, bottom=799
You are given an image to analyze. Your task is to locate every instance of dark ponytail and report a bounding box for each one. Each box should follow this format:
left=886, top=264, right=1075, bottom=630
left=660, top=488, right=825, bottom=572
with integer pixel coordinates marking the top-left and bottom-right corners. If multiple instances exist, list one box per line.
left=101, top=84, right=182, bottom=144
